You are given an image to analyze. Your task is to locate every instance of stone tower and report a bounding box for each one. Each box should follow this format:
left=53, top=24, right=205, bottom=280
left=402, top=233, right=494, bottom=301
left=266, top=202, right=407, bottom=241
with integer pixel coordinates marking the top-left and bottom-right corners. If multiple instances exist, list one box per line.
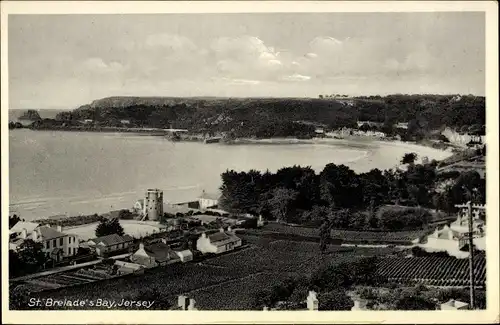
left=145, top=189, right=163, bottom=221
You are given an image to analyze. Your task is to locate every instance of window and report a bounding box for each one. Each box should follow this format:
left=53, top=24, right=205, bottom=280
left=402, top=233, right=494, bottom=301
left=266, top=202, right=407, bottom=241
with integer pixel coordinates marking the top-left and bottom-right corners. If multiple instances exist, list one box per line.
left=69, top=237, right=72, bottom=244
left=59, top=238, right=63, bottom=246
left=52, top=239, right=56, bottom=248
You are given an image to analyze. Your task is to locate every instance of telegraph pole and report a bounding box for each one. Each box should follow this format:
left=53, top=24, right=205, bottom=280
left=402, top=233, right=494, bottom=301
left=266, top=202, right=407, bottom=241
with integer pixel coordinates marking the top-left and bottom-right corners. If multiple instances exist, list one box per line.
left=455, top=200, right=486, bottom=310
left=466, top=201, right=475, bottom=310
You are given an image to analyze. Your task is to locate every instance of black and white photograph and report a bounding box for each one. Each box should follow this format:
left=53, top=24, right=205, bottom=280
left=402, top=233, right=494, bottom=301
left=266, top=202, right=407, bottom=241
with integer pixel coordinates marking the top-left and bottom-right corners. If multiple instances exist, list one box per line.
left=2, top=1, right=498, bottom=323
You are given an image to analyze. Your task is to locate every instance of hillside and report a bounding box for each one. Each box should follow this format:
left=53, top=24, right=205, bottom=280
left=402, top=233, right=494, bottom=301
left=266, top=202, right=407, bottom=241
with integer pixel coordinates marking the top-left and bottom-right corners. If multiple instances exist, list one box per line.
left=30, top=94, right=485, bottom=139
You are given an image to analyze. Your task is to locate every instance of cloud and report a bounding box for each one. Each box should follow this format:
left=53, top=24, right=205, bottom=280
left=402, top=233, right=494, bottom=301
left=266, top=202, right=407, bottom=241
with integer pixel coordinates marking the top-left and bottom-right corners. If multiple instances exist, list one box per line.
left=282, top=74, right=311, bottom=82
left=210, top=36, right=288, bottom=78
left=213, top=77, right=261, bottom=85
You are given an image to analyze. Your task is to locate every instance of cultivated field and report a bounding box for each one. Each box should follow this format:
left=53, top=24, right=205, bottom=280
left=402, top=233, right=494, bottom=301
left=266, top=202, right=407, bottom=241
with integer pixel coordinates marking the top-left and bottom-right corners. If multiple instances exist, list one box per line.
left=376, top=255, right=487, bottom=287
left=27, top=235, right=403, bottom=310
left=259, top=223, right=430, bottom=244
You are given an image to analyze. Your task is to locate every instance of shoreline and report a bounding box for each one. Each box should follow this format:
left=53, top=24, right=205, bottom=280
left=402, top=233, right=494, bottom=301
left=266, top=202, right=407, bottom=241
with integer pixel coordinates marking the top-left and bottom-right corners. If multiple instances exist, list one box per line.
left=11, top=127, right=457, bottom=159
left=9, top=131, right=456, bottom=221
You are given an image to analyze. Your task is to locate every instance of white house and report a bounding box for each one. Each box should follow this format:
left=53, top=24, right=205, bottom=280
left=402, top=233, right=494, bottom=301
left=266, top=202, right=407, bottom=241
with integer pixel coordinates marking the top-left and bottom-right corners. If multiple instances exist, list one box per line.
left=419, top=205, right=486, bottom=258
left=87, top=234, right=134, bottom=257
left=198, top=191, right=219, bottom=210
left=133, top=199, right=146, bottom=215
left=196, top=228, right=242, bottom=254
left=9, top=222, right=79, bottom=262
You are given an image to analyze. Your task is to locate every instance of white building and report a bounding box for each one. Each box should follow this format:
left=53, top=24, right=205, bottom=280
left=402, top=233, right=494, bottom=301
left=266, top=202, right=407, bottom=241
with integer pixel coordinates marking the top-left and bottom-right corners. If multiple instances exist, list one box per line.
left=196, top=228, right=242, bottom=254
left=175, top=249, right=194, bottom=262
left=9, top=222, right=80, bottom=262
left=420, top=205, right=486, bottom=258
left=198, top=191, right=219, bottom=210
left=441, top=127, right=485, bottom=147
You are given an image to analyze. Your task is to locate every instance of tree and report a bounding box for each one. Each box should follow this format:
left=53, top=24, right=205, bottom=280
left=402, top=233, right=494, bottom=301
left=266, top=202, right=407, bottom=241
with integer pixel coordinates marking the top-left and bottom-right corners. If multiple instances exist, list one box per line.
left=401, top=152, right=418, bottom=165
left=319, top=217, right=331, bottom=254
left=9, top=285, right=31, bottom=310
left=267, top=187, right=299, bottom=223
left=118, top=209, right=134, bottom=220
left=395, top=294, right=436, bottom=310
left=95, top=217, right=124, bottom=237
left=319, top=164, right=363, bottom=209
left=318, top=290, right=354, bottom=310
left=17, top=239, right=48, bottom=274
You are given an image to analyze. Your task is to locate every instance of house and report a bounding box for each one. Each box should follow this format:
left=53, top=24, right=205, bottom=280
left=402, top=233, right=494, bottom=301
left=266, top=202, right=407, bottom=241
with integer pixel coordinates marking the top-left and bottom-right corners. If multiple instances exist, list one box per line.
left=196, top=228, right=242, bottom=254
left=9, top=223, right=79, bottom=262
left=419, top=205, right=486, bottom=257
left=120, top=119, right=131, bottom=125
left=130, top=240, right=180, bottom=268
left=198, top=191, right=219, bottom=210
left=133, top=199, right=145, bottom=215
left=87, top=234, right=134, bottom=257
left=10, top=221, right=40, bottom=236
left=440, top=299, right=469, bottom=310
left=175, top=249, right=194, bottom=263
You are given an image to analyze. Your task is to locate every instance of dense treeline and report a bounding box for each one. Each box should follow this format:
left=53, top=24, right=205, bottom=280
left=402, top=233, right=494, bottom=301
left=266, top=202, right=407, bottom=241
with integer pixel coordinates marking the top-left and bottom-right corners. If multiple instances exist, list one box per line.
left=27, top=94, right=485, bottom=138
left=219, top=158, right=485, bottom=231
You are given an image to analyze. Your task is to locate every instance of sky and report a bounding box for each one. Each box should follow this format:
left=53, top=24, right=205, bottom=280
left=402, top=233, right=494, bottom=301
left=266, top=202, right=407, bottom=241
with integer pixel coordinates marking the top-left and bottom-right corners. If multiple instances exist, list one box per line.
left=9, top=12, right=485, bottom=109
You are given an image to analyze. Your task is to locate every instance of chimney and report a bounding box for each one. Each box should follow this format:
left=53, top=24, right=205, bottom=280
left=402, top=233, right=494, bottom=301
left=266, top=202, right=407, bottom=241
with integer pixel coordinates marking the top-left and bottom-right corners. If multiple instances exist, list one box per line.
left=20, top=228, right=27, bottom=239
left=219, top=227, right=224, bottom=233
left=161, top=238, right=167, bottom=244
left=32, top=230, right=39, bottom=241
left=187, top=298, right=197, bottom=311
left=139, top=242, right=145, bottom=250
left=178, top=295, right=188, bottom=310
left=307, top=291, right=319, bottom=311
left=57, top=225, right=63, bottom=232
left=227, top=226, right=233, bottom=233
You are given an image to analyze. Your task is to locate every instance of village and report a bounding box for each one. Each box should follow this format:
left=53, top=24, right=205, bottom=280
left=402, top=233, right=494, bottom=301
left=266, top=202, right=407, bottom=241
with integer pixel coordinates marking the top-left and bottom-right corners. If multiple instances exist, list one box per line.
left=9, top=177, right=488, bottom=311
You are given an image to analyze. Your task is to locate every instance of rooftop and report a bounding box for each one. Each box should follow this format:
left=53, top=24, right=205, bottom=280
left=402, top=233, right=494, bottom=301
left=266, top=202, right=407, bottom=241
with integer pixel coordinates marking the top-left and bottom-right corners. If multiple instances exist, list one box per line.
left=10, top=221, right=40, bottom=234
left=36, top=226, right=68, bottom=240
left=90, top=234, right=134, bottom=246
left=143, top=242, right=180, bottom=263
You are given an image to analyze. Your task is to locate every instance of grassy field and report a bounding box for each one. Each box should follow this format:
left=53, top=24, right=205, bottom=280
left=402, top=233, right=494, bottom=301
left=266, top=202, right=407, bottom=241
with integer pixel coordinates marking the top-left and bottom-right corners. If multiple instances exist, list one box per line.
left=26, top=235, right=403, bottom=310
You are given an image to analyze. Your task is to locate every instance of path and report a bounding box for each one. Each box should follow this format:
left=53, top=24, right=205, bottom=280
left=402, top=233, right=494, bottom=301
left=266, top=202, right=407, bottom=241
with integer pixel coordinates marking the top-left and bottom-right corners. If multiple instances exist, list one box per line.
left=10, top=253, right=131, bottom=282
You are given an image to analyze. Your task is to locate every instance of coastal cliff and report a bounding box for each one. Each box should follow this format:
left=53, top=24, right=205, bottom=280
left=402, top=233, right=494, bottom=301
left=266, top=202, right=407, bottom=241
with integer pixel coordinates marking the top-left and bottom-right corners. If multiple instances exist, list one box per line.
left=27, top=95, right=485, bottom=140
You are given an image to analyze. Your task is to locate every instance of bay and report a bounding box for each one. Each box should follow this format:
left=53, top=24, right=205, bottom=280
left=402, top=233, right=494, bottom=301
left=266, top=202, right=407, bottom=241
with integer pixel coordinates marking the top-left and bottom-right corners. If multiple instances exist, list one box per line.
left=9, top=129, right=451, bottom=220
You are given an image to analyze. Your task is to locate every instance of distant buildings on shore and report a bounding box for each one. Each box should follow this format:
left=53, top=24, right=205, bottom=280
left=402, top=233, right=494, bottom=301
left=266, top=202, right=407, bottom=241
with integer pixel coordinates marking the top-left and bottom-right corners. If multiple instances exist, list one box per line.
left=441, top=127, right=485, bottom=147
